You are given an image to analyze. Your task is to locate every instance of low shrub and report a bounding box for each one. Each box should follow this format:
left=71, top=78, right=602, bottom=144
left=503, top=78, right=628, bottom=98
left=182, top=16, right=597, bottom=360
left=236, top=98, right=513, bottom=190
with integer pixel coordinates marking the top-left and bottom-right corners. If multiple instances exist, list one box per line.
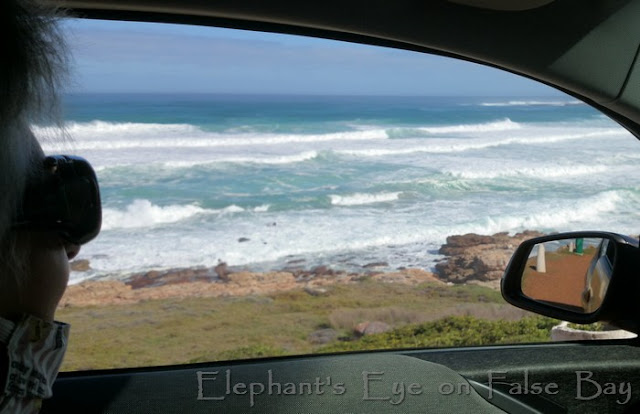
left=317, top=315, right=558, bottom=353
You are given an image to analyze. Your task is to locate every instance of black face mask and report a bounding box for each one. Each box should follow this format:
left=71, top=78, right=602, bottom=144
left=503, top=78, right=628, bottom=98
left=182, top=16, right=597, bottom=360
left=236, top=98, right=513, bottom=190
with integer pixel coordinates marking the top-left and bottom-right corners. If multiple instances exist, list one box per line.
left=13, top=155, right=102, bottom=245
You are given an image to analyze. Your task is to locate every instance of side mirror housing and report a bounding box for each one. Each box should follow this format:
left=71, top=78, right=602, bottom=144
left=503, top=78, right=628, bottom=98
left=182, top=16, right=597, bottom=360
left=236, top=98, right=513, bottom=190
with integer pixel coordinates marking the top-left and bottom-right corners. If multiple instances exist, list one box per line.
left=501, top=232, right=640, bottom=331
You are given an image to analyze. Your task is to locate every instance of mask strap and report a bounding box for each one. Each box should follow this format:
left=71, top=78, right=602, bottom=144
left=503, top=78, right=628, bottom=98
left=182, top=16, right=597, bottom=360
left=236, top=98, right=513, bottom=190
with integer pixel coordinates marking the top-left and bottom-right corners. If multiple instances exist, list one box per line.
left=0, top=319, right=15, bottom=344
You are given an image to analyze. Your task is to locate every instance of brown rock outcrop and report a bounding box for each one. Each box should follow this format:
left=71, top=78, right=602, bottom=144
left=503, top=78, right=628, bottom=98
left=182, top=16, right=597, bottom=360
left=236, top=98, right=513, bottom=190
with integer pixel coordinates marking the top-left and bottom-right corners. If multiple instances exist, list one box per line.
left=70, top=259, right=91, bottom=272
left=60, top=265, right=444, bottom=308
left=214, top=261, right=230, bottom=281
left=61, top=271, right=298, bottom=307
left=304, top=286, right=329, bottom=296
left=435, top=231, right=544, bottom=285
left=370, top=268, right=442, bottom=285
left=125, top=267, right=216, bottom=289
left=59, top=281, right=135, bottom=307
left=354, top=321, right=392, bottom=336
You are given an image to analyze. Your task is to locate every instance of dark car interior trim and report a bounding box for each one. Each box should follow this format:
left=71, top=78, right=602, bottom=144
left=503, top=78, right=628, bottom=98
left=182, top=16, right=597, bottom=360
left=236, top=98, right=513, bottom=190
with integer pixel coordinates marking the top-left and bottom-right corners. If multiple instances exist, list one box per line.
left=40, top=1, right=640, bottom=412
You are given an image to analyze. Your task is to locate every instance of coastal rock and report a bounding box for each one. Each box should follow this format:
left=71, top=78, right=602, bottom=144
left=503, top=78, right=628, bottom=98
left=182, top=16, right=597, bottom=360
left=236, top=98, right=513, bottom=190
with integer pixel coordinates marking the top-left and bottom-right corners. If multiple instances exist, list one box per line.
left=370, top=268, right=442, bottom=285
left=70, top=259, right=91, bottom=272
left=550, top=322, right=636, bottom=341
left=363, top=262, right=389, bottom=269
left=60, top=281, right=134, bottom=307
left=304, top=286, right=329, bottom=296
left=59, top=252, right=469, bottom=307
left=225, top=271, right=294, bottom=285
left=61, top=272, right=297, bottom=307
left=223, top=272, right=297, bottom=297
left=311, top=265, right=334, bottom=276
left=293, top=271, right=313, bottom=282
left=435, top=231, right=544, bottom=285
left=125, top=267, right=217, bottom=289
left=354, top=321, right=392, bottom=336
left=214, top=261, right=230, bottom=281
left=286, top=258, right=306, bottom=265
left=439, top=234, right=496, bottom=254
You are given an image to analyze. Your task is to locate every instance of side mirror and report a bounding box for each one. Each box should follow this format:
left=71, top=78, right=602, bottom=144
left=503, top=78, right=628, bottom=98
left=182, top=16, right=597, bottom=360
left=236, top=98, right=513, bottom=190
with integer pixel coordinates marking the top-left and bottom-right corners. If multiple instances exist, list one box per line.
left=501, top=232, right=640, bottom=328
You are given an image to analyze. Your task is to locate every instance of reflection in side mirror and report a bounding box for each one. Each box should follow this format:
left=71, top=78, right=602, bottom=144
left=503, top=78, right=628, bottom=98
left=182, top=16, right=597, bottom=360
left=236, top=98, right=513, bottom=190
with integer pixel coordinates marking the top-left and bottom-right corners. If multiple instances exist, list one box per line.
left=521, top=238, right=613, bottom=314
left=502, top=231, right=640, bottom=326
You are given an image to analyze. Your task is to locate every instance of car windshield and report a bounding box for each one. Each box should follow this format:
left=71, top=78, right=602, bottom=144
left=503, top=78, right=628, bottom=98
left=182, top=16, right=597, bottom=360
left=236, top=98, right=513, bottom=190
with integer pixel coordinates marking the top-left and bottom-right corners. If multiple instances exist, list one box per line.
left=49, top=19, right=638, bottom=371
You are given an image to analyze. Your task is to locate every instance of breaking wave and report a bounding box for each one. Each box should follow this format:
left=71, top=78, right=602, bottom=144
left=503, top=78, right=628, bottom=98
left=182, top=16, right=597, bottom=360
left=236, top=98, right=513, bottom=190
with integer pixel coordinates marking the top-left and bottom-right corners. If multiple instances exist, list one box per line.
left=102, top=199, right=268, bottom=230
left=479, top=100, right=585, bottom=107
left=446, top=164, right=610, bottom=180
left=163, top=151, right=320, bottom=167
left=330, top=192, right=402, bottom=206
left=336, top=129, right=625, bottom=157
left=415, top=118, right=521, bottom=134
left=36, top=121, right=389, bottom=151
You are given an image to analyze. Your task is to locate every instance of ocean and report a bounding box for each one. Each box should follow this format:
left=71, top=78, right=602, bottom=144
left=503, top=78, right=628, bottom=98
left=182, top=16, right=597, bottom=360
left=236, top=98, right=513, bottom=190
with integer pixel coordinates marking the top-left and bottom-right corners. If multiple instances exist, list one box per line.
left=36, top=94, right=640, bottom=284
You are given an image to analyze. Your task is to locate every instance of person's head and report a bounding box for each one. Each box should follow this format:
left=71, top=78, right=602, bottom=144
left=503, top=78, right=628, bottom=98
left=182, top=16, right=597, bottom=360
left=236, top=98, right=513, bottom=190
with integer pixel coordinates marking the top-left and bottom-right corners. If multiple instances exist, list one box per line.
left=0, top=0, right=77, bottom=321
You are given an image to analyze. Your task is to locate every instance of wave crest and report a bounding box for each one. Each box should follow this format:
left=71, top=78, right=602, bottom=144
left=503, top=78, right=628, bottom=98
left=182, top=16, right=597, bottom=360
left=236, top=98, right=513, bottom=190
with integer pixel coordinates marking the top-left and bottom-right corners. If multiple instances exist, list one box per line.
left=36, top=121, right=389, bottom=152
left=163, top=151, right=319, bottom=167
left=102, top=199, right=210, bottom=230
left=330, top=192, right=401, bottom=206
left=336, top=129, right=625, bottom=157
left=479, top=100, right=585, bottom=107
left=416, top=118, right=521, bottom=134
left=101, top=199, right=269, bottom=230
left=447, top=164, right=610, bottom=180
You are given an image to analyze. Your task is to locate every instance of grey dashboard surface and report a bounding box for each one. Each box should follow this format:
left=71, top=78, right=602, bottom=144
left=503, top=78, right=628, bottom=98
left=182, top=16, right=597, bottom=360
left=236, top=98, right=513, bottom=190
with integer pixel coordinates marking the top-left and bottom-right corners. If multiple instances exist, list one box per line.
left=44, top=341, right=640, bottom=413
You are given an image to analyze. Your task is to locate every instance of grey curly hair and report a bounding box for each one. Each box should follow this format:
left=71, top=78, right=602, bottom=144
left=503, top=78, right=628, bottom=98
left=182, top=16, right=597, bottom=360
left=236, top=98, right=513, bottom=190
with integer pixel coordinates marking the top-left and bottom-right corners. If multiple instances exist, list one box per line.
left=0, top=0, right=68, bottom=289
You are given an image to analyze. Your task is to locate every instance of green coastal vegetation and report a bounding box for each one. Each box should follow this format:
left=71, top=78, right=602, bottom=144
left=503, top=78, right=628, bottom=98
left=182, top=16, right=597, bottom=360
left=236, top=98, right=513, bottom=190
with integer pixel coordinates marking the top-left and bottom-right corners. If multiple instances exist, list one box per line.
left=58, top=280, right=559, bottom=371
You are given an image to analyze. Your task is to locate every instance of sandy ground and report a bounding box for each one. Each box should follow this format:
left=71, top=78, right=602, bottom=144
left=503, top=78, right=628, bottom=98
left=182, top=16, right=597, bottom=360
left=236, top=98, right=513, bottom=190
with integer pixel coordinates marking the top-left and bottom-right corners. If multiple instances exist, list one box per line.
left=522, top=251, right=595, bottom=310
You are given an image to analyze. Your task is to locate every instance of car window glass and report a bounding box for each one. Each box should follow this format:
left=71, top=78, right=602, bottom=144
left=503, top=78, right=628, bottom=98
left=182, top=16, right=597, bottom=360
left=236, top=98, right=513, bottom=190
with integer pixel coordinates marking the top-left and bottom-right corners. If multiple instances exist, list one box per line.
left=47, top=19, right=639, bottom=371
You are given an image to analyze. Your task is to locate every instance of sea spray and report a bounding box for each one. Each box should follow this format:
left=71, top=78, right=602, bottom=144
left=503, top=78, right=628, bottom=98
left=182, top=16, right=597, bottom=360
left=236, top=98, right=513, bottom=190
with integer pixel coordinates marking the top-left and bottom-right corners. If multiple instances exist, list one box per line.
left=40, top=94, right=638, bottom=283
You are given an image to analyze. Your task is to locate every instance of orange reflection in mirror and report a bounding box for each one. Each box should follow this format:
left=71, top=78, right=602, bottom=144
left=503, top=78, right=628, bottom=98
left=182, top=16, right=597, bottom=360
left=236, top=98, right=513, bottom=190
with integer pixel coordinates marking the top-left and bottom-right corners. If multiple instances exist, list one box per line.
left=522, top=242, right=598, bottom=313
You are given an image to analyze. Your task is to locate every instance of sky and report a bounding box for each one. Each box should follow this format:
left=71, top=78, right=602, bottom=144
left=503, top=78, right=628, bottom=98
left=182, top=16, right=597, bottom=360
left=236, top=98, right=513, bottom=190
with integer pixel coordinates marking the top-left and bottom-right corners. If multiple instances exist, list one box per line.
left=63, top=18, right=563, bottom=97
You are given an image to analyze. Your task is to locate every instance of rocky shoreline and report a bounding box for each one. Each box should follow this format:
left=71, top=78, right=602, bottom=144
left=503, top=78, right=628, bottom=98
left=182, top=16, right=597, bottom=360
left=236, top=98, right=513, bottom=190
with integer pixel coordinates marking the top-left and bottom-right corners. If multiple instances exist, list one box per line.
left=61, top=231, right=542, bottom=307
left=435, top=230, right=544, bottom=289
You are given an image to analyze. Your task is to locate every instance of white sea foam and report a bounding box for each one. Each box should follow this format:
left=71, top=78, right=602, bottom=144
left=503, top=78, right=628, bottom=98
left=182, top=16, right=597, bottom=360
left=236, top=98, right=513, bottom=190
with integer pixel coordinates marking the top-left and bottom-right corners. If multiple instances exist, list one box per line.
left=163, top=151, right=319, bottom=167
left=335, top=129, right=625, bottom=157
left=330, top=192, right=401, bottom=206
left=412, top=190, right=631, bottom=245
left=101, top=199, right=274, bottom=231
left=101, top=200, right=212, bottom=230
left=101, top=199, right=261, bottom=230
left=479, top=100, right=585, bottom=107
left=446, top=164, right=610, bottom=180
left=36, top=121, right=389, bottom=152
left=73, top=187, right=637, bottom=281
left=219, top=205, right=245, bottom=214
left=33, top=120, right=200, bottom=139
left=487, top=190, right=627, bottom=234
left=59, top=106, right=639, bottom=282
left=416, top=118, right=521, bottom=134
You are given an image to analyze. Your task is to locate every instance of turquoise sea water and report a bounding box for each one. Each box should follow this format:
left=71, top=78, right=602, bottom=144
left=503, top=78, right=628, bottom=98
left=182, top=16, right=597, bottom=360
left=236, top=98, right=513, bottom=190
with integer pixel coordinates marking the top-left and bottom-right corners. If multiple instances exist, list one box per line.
left=37, top=94, right=640, bottom=283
